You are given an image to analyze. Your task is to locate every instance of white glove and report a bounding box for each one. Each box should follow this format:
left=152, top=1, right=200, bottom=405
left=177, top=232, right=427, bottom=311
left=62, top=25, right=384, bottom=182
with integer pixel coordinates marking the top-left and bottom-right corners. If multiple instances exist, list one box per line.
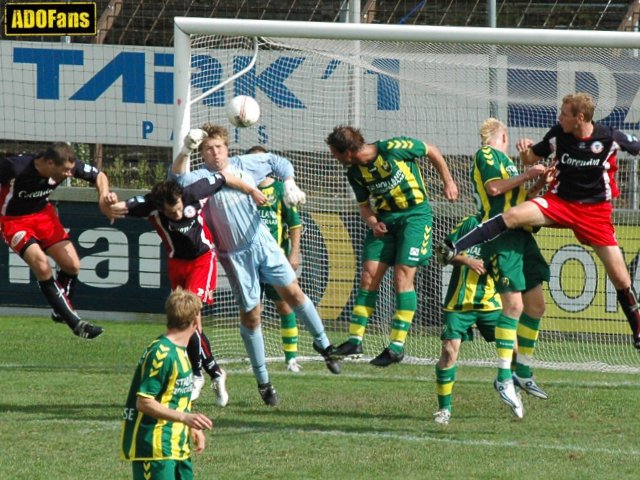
left=181, top=129, right=208, bottom=156
left=283, top=178, right=306, bottom=207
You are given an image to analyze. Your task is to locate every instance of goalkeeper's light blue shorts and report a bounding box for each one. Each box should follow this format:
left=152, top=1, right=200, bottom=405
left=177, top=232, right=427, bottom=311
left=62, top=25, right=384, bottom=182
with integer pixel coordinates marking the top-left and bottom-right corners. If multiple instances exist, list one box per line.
left=218, top=224, right=296, bottom=312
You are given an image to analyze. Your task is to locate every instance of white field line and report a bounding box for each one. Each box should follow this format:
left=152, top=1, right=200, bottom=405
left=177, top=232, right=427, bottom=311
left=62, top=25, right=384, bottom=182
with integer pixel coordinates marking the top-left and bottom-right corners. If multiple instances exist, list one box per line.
left=224, top=426, right=640, bottom=456
left=2, top=362, right=640, bottom=387
left=13, top=418, right=638, bottom=456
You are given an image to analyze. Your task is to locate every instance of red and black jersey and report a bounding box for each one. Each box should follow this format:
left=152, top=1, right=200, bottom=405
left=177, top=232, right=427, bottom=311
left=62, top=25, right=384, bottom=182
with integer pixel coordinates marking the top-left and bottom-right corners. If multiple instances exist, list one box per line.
left=0, top=154, right=101, bottom=216
left=126, top=175, right=226, bottom=259
left=532, top=123, right=640, bottom=203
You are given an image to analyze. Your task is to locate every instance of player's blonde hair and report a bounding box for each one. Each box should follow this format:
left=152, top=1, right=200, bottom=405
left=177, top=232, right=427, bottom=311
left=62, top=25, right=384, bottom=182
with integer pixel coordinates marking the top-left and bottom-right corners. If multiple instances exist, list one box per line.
left=479, top=118, right=506, bottom=146
left=165, top=287, right=201, bottom=331
left=200, top=123, right=229, bottom=149
left=562, top=92, right=595, bottom=122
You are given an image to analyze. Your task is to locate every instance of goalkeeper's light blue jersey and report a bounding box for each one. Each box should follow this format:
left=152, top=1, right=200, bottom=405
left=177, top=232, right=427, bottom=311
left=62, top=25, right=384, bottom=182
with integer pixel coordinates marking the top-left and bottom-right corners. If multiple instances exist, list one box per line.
left=169, top=152, right=295, bottom=252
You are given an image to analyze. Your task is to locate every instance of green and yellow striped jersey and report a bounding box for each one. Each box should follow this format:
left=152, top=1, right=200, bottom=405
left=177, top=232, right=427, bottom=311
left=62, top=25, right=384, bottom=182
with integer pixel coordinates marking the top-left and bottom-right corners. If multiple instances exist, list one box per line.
left=471, top=145, right=528, bottom=220
left=443, top=215, right=501, bottom=312
left=121, top=336, right=193, bottom=461
left=346, top=137, right=430, bottom=212
left=257, top=179, right=301, bottom=255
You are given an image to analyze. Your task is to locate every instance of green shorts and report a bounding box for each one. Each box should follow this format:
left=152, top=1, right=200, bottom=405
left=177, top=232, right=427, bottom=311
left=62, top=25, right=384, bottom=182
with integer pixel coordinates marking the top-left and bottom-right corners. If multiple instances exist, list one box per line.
left=441, top=309, right=501, bottom=342
left=362, top=205, right=433, bottom=267
left=132, top=459, right=193, bottom=480
left=481, top=230, right=550, bottom=293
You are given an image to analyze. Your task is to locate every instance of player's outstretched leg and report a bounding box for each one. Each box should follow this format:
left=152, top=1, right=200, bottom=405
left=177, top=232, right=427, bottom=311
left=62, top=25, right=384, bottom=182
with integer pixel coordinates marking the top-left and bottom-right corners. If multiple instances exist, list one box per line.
left=332, top=289, right=377, bottom=359
left=616, top=286, right=640, bottom=350
left=38, top=277, right=103, bottom=339
left=292, top=295, right=341, bottom=374
left=51, top=269, right=78, bottom=323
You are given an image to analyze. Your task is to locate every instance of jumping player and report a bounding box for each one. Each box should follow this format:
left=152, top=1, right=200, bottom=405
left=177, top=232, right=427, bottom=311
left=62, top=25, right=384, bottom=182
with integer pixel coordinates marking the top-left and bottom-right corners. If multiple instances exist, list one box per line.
left=0, top=142, right=117, bottom=339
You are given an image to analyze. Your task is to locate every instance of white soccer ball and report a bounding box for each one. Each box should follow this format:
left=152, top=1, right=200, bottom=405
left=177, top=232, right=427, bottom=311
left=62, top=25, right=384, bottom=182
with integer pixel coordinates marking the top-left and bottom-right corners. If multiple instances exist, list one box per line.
left=226, top=95, right=261, bottom=128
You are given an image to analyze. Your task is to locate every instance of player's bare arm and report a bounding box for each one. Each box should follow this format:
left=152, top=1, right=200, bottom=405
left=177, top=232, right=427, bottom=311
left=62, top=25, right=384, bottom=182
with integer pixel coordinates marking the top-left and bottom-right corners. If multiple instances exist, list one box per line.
left=358, top=202, right=387, bottom=237
left=485, top=163, right=546, bottom=197
left=288, top=226, right=302, bottom=271
left=516, top=138, right=544, bottom=165
left=136, top=396, right=213, bottom=430
left=95, top=171, right=119, bottom=221
left=425, top=143, right=458, bottom=201
left=451, top=254, right=486, bottom=275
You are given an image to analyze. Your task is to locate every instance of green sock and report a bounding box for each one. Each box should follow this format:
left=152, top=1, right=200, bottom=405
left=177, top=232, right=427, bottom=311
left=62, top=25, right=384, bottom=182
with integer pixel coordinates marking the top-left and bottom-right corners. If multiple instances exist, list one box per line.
left=495, top=314, right=518, bottom=382
left=348, top=289, right=378, bottom=345
left=435, top=364, right=457, bottom=412
left=280, top=312, right=298, bottom=362
left=515, top=313, right=541, bottom=378
left=389, top=290, right=417, bottom=352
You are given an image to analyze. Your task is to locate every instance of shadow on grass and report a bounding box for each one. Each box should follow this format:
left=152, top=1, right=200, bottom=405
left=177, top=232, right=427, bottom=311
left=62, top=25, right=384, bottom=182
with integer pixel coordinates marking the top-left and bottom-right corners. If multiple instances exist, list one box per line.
left=0, top=402, right=123, bottom=422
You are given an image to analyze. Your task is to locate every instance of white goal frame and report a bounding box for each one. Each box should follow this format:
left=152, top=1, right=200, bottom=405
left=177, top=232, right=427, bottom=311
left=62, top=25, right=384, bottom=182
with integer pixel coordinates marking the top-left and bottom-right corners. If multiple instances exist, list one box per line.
left=173, top=18, right=640, bottom=159
left=173, top=17, right=640, bottom=372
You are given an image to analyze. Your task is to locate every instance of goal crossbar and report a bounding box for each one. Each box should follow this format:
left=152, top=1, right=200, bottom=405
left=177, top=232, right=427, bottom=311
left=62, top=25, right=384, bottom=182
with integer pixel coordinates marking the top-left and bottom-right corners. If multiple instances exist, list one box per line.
left=174, top=17, right=640, bottom=48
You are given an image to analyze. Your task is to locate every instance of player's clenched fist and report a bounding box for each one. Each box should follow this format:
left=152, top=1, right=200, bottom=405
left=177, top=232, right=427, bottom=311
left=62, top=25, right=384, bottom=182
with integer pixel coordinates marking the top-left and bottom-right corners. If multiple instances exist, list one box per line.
left=181, top=129, right=208, bottom=156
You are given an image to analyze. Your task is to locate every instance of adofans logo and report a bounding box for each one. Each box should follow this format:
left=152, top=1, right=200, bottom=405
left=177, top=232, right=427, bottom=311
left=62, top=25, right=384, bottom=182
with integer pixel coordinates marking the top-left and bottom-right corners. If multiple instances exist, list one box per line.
left=4, top=2, right=96, bottom=36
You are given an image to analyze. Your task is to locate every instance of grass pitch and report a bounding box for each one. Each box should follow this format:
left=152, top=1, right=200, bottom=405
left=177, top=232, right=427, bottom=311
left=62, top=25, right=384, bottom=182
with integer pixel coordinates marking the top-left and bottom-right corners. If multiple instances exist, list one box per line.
left=1, top=316, right=638, bottom=480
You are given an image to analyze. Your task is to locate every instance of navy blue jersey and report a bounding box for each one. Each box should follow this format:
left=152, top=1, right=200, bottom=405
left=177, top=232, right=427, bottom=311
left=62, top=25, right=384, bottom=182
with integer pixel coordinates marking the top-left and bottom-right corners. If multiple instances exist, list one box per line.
left=532, top=123, right=640, bottom=203
left=126, top=175, right=226, bottom=259
left=0, top=154, right=100, bottom=216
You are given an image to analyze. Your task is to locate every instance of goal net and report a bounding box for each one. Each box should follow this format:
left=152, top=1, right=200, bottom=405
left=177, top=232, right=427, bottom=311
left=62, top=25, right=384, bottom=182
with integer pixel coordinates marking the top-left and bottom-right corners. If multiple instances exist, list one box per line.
left=174, top=18, right=640, bottom=372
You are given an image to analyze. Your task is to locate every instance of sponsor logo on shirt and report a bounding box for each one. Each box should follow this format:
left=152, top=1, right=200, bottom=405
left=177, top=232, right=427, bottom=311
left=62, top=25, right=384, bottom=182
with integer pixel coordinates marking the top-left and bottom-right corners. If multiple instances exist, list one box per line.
left=559, top=153, right=601, bottom=167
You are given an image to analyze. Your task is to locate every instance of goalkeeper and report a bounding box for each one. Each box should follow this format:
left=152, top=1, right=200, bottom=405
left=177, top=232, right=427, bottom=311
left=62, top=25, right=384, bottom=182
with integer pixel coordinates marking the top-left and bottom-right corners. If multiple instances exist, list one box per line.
left=171, top=125, right=341, bottom=407
left=325, top=125, right=458, bottom=366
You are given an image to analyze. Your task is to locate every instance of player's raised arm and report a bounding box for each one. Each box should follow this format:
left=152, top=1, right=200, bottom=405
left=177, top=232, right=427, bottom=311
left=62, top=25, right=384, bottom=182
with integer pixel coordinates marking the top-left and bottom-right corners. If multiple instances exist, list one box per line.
left=516, top=137, right=544, bottom=165
left=172, top=129, right=208, bottom=175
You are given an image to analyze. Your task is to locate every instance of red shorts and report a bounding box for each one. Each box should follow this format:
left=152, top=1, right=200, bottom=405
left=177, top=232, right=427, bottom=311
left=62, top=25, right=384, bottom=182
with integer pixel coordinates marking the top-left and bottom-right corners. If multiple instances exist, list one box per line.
left=530, top=192, right=616, bottom=246
left=168, top=250, right=217, bottom=304
left=0, top=203, right=69, bottom=255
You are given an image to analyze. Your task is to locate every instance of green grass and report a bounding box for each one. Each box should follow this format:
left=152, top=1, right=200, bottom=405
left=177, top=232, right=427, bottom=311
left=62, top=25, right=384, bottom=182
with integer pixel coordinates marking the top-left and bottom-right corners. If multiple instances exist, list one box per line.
left=1, top=316, right=639, bottom=479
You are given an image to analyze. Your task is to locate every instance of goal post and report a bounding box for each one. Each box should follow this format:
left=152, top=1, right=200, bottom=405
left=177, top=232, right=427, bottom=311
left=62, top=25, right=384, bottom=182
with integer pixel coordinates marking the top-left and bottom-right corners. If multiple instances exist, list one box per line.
left=173, top=17, right=640, bottom=372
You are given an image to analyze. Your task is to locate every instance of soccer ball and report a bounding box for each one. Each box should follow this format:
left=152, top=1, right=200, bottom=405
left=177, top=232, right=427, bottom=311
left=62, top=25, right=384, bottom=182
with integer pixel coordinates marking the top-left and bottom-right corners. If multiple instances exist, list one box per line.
left=226, top=95, right=260, bottom=128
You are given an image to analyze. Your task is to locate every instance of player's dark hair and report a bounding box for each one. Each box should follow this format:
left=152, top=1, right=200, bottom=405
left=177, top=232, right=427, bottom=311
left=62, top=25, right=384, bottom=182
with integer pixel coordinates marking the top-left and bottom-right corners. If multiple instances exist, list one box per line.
left=150, top=180, right=183, bottom=210
left=246, top=145, right=267, bottom=154
left=41, top=142, right=76, bottom=166
left=325, top=125, right=365, bottom=153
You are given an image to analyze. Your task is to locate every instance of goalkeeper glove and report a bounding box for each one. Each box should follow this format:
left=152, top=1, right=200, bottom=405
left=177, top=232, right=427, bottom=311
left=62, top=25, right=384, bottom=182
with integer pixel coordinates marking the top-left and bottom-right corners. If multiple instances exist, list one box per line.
left=181, top=129, right=208, bottom=156
left=283, top=178, right=306, bottom=207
